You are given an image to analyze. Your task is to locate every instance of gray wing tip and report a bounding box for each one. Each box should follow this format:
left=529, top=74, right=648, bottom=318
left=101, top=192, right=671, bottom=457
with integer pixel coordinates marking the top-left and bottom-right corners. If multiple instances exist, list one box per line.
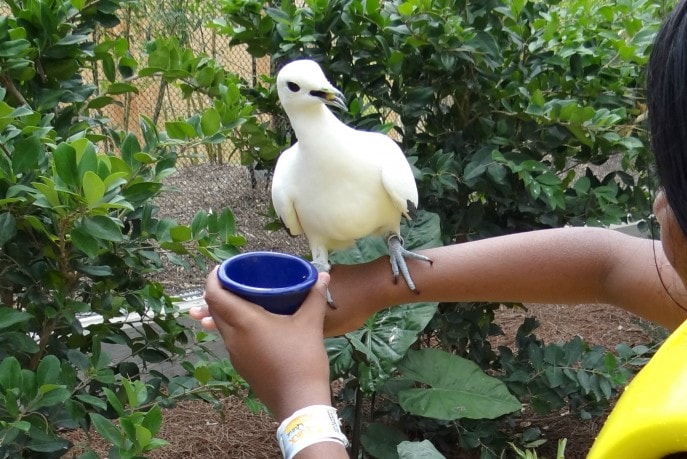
left=406, top=200, right=418, bottom=220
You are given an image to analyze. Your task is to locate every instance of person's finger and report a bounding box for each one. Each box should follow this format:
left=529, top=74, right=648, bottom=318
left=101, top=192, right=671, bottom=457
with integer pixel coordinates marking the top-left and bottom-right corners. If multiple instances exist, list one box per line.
left=200, top=316, right=217, bottom=330
left=188, top=305, right=209, bottom=320
left=204, top=266, right=269, bottom=328
left=293, top=272, right=330, bottom=327
left=188, top=303, right=216, bottom=330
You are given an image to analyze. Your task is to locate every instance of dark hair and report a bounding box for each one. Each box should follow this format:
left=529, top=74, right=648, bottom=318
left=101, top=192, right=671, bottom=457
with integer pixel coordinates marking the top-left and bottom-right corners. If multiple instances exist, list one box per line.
left=648, top=0, right=687, bottom=236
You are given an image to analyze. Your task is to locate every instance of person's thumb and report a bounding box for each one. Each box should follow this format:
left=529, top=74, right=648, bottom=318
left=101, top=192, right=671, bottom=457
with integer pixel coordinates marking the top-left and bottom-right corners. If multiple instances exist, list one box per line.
left=295, top=271, right=330, bottom=326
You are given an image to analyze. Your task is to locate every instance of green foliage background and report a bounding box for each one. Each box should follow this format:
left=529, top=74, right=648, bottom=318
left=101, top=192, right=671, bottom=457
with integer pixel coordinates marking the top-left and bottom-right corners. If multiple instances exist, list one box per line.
left=216, top=0, right=662, bottom=238
left=212, top=0, right=669, bottom=457
left=0, top=0, right=675, bottom=457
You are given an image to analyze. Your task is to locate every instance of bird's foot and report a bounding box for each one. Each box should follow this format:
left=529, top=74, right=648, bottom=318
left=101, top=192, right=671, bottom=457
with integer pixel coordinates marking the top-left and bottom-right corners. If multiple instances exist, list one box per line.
left=387, top=234, right=433, bottom=292
left=313, top=261, right=331, bottom=272
left=312, top=261, right=336, bottom=309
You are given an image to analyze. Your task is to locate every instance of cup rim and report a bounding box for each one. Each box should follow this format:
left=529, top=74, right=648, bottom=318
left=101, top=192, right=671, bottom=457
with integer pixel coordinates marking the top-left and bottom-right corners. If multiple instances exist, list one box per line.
left=217, top=251, right=318, bottom=296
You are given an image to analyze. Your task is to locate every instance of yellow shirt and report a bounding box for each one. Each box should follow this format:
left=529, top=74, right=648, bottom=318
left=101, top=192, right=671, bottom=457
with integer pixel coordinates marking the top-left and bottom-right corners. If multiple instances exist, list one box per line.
left=588, top=320, right=687, bottom=458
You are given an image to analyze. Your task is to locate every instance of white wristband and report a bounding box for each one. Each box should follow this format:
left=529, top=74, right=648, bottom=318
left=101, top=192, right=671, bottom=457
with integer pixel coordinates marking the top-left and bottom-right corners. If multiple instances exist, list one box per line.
left=277, top=405, right=349, bottom=459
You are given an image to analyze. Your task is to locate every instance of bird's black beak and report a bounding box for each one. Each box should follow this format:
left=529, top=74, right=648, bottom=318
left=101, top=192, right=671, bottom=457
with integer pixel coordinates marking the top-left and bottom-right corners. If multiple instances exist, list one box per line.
left=311, top=88, right=347, bottom=111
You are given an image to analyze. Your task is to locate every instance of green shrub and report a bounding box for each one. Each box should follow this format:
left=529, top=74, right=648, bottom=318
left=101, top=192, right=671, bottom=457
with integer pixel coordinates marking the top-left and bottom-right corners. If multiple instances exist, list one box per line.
left=0, top=0, right=259, bottom=456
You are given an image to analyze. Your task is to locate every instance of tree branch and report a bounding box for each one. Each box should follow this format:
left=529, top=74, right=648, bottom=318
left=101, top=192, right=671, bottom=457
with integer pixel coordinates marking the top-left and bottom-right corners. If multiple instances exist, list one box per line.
left=0, top=73, right=28, bottom=106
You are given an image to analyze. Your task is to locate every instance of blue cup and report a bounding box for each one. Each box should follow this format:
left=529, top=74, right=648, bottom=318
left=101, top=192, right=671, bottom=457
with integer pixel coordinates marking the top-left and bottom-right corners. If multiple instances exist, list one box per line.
left=216, top=251, right=319, bottom=315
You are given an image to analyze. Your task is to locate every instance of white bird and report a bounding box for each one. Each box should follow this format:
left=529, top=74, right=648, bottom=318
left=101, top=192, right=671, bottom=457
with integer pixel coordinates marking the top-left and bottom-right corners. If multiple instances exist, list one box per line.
left=271, top=59, right=432, bottom=303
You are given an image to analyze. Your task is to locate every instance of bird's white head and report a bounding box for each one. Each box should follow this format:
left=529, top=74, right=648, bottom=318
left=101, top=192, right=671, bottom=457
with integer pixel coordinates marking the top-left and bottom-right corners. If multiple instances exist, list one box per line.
left=276, top=59, right=347, bottom=115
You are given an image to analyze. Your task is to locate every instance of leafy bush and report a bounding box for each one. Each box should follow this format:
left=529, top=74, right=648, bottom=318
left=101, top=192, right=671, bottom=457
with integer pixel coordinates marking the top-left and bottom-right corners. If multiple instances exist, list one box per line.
left=0, top=0, right=263, bottom=456
left=212, top=0, right=666, bottom=456
left=215, top=0, right=660, bottom=237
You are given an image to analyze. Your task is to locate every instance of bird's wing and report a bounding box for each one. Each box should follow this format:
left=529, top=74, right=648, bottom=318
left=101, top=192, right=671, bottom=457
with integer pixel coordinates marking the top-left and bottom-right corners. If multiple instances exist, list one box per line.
left=271, top=145, right=304, bottom=236
left=380, top=139, right=419, bottom=220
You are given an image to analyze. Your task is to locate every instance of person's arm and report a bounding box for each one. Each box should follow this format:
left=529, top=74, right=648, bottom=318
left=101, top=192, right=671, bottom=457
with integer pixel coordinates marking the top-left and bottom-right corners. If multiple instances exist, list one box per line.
left=324, top=226, right=687, bottom=335
left=202, top=270, right=348, bottom=458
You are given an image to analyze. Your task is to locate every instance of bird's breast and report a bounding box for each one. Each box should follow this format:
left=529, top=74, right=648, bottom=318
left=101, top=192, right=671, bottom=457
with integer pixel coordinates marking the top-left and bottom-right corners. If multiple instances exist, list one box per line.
left=289, top=160, right=401, bottom=247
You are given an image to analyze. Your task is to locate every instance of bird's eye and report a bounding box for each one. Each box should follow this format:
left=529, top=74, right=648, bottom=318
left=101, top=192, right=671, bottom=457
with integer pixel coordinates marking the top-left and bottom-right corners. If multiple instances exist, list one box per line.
left=287, top=82, right=300, bottom=92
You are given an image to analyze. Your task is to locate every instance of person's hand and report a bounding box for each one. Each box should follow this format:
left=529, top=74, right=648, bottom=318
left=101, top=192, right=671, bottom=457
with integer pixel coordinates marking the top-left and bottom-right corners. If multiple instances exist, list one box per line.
left=199, top=267, right=334, bottom=422
left=190, top=258, right=393, bottom=337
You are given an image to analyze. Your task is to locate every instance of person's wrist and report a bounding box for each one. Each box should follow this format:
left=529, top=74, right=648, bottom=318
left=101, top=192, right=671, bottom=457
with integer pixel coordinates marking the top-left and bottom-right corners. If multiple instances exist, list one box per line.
left=268, top=354, right=331, bottom=421
left=271, top=378, right=333, bottom=422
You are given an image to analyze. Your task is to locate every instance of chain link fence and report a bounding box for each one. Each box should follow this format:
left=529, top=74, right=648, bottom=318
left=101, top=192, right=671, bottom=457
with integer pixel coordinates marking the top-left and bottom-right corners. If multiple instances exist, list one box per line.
left=98, top=0, right=276, bottom=239
left=102, top=1, right=289, bottom=291
left=102, top=0, right=271, bottom=170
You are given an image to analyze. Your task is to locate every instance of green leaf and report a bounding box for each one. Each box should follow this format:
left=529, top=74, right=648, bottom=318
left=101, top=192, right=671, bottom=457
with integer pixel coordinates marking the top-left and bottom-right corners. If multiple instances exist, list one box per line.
left=142, top=404, right=163, bottom=435
left=166, top=120, right=198, bottom=140
left=11, top=420, right=31, bottom=432
left=32, top=179, right=61, bottom=207
left=535, top=172, right=562, bottom=186
left=36, top=355, right=60, bottom=386
left=135, top=424, right=153, bottom=448
left=193, top=366, right=212, bottom=385
left=56, top=34, right=89, bottom=45
left=122, top=379, right=148, bottom=409
left=103, top=387, right=125, bottom=416
left=82, top=171, right=105, bottom=207
left=0, top=357, right=22, bottom=390
left=31, top=385, right=71, bottom=409
left=0, top=308, right=31, bottom=329
left=74, top=263, right=113, bottom=277
left=1, top=332, right=39, bottom=354
left=53, top=143, right=78, bottom=187
left=76, top=141, right=98, bottom=180
left=531, top=89, right=546, bottom=107
left=70, top=227, right=100, bottom=258
left=87, top=95, right=115, bottom=109
left=12, top=134, right=42, bottom=174
left=22, top=427, right=69, bottom=453
left=103, top=171, right=129, bottom=190
left=397, top=440, right=445, bottom=458
left=170, top=225, right=192, bottom=242
left=361, top=422, right=408, bottom=459
left=122, top=182, right=163, bottom=202
left=191, top=210, right=208, bottom=239
left=121, top=133, right=142, bottom=167
left=0, top=212, right=17, bottom=246
left=397, top=348, right=521, bottom=420
left=80, top=215, right=123, bottom=242
left=397, top=2, right=415, bottom=16
left=0, top=39, right=30, bottom=58
left=201, top=107, right=221, bottom=136
left=89, top=413, right=122, bottom=445
left=467, top=30, right=500, bottom=60
left=106, top=82, right=138, bottom=95
left=75, top=393, right=108, bottom=411
left=218, top=208, right=236, bottom=242
left=133, top=152, right=156, bottom=164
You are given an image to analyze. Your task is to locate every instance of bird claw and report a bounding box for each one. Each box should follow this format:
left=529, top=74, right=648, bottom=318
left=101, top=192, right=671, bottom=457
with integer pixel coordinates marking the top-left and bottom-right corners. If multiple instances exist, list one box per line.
left=326, top=288, right=337, bottom=309
left=387, top=234, right=432, bottom=292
